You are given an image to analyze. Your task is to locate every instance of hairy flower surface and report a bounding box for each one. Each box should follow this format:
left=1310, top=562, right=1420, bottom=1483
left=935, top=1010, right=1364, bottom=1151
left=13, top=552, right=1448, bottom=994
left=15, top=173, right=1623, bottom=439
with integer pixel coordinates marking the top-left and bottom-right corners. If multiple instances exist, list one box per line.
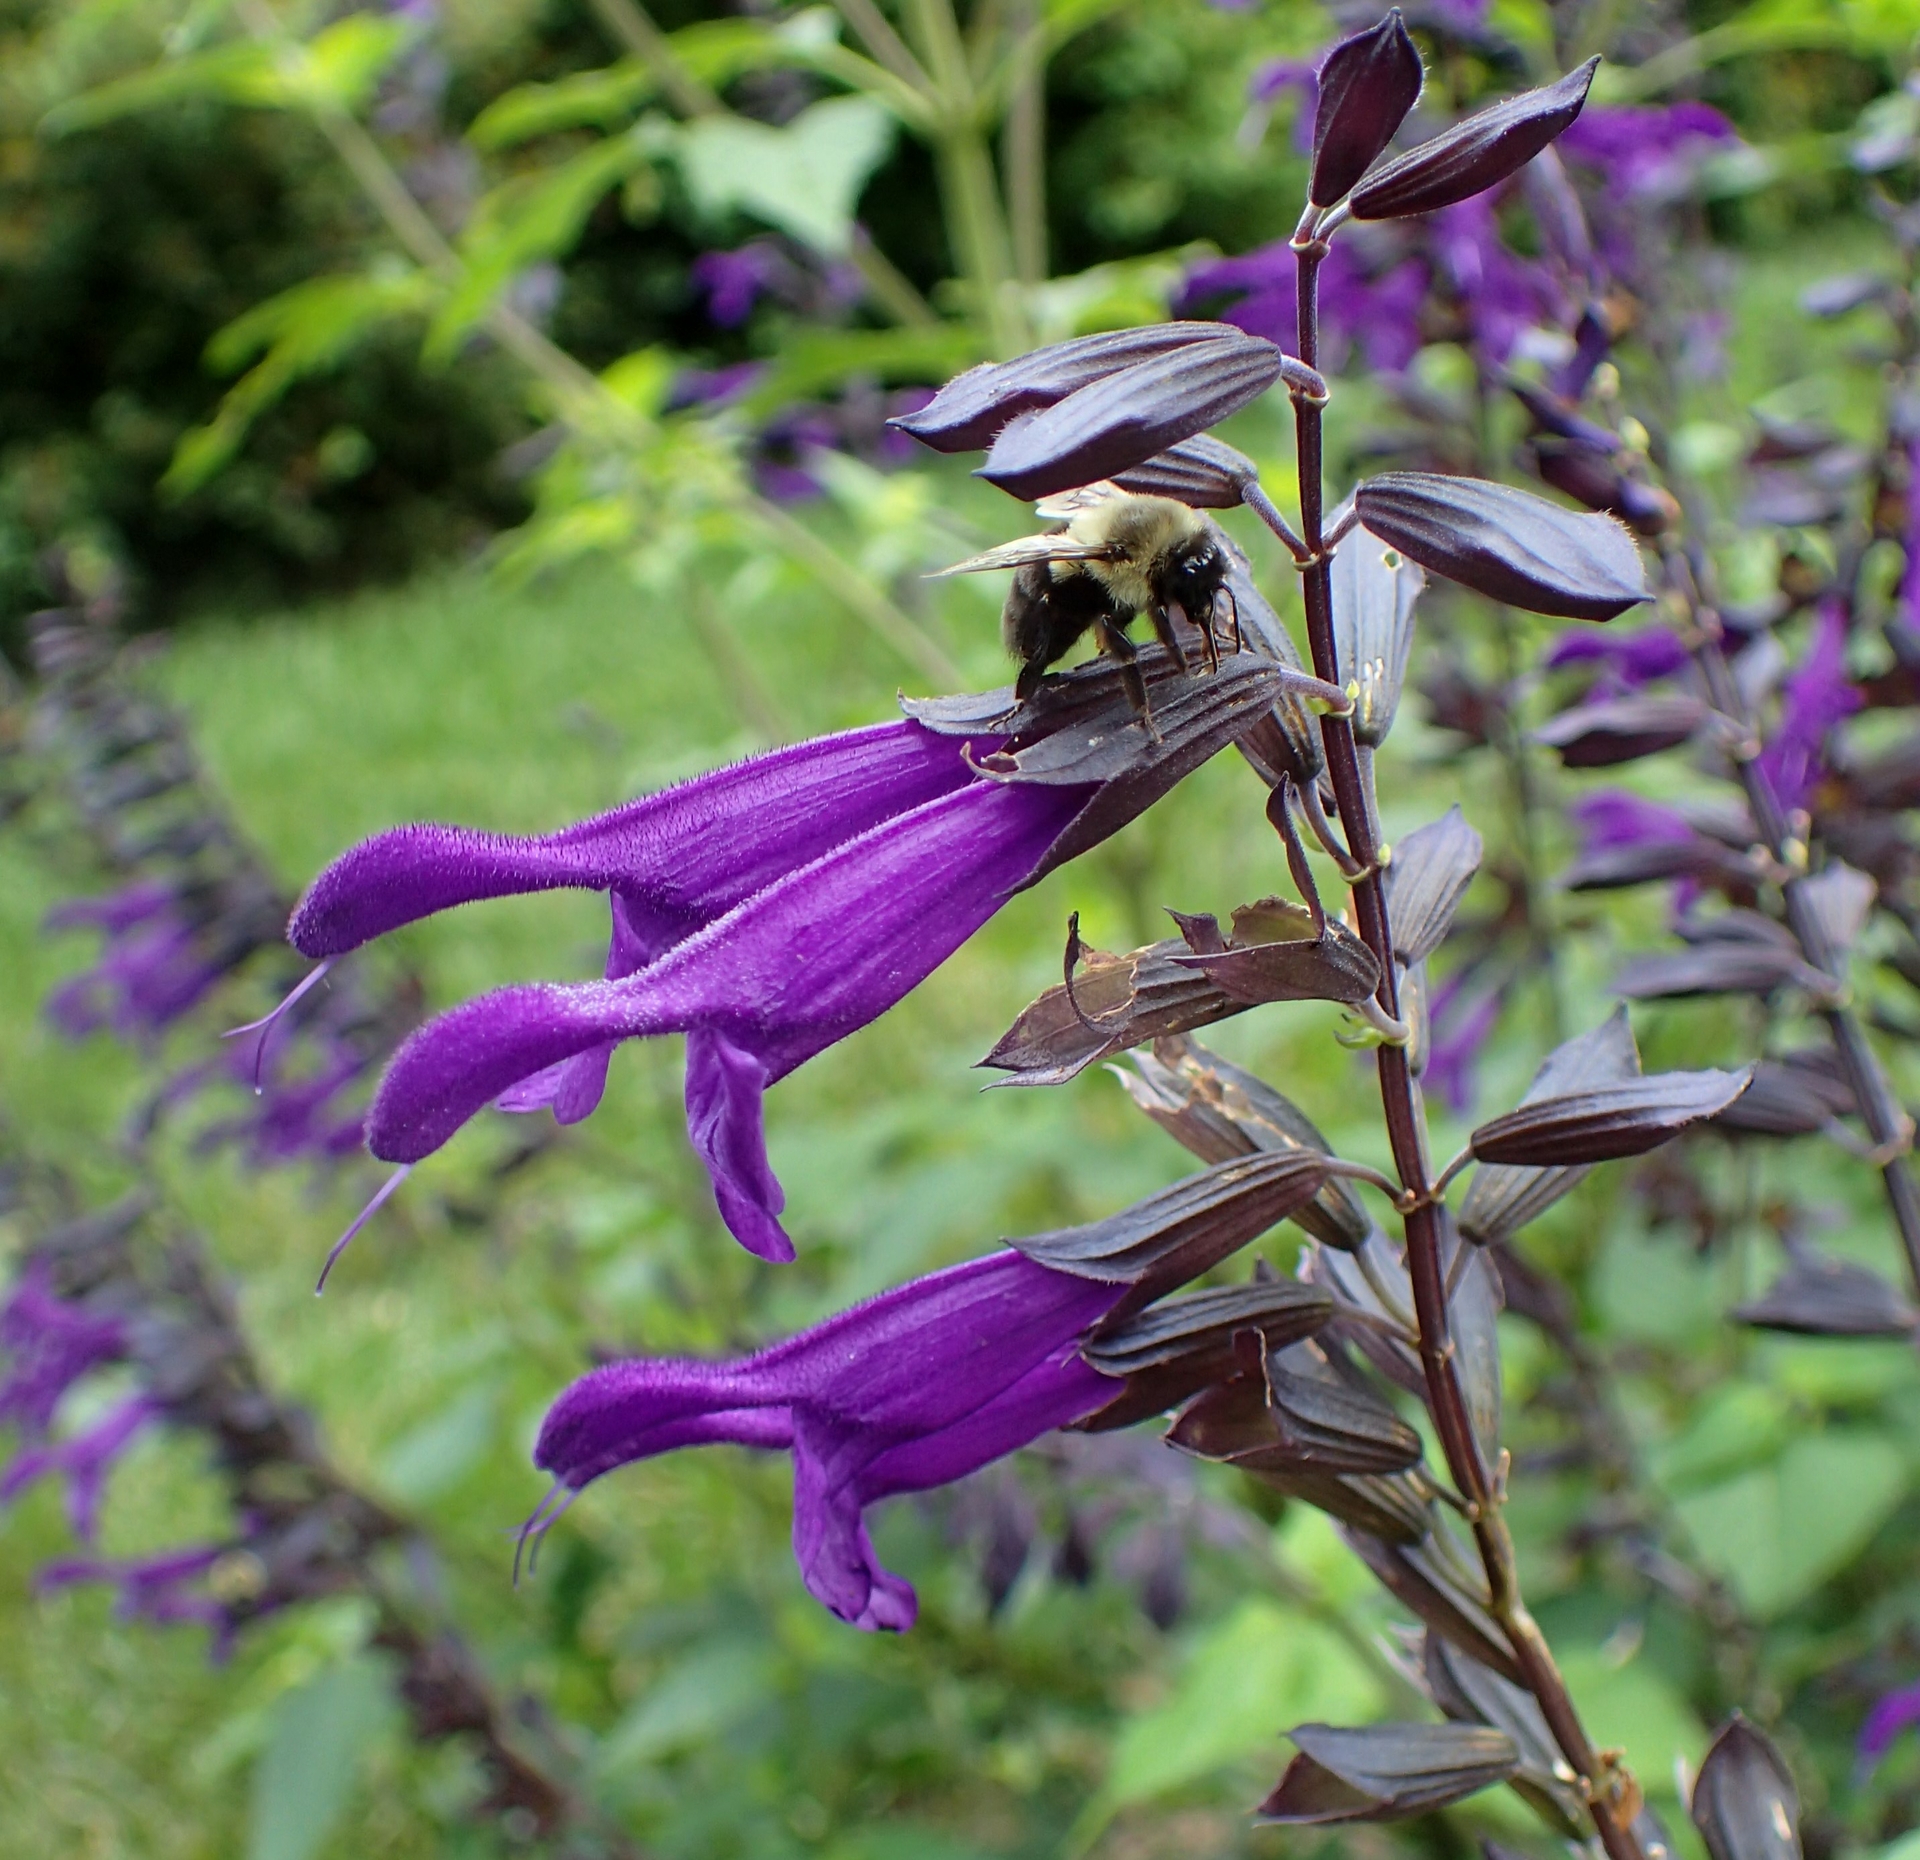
left=292, top=720, right=1093, bottom=1259
left=534, top=1249, right=1121, bottom=1629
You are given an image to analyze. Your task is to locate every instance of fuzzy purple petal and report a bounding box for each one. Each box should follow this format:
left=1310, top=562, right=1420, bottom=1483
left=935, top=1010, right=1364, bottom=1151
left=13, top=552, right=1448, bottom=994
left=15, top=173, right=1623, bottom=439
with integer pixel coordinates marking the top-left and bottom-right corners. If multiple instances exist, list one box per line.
left=534, top=1249, right=1120, bottom=1629
left=289, top=721, right=979, bottom=959
left=365, top=777, right=1085, bottom=1253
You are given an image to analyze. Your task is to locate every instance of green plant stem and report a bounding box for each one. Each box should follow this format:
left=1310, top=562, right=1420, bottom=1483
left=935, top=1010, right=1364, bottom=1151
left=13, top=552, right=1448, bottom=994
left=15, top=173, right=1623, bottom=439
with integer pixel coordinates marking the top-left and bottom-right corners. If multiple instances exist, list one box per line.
left=903, top=0, right=1026, bottom=356
left=235, top=0, right=956, bottom=689
left=830, top=0, right=936, bottom=91
left=1268, top=222, right=1647, bottom=1860
left=1003, top=0, right=1047, bottom=288
left=586, top=0, right=724, bottom=116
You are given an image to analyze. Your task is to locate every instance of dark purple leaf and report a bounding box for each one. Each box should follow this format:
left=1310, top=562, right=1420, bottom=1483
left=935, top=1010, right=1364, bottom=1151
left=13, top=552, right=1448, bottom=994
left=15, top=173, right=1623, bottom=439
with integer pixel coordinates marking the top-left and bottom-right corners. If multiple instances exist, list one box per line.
left=1012, top=1152, right=1329, bottom=1312
left=1561, top=836, right=1763, bottom=894
left=1304, top=1233, right=1424, bottom=1396
left=1245, top=1466, right=1433, bottom=1544
left=1445, top=1219, right=1502, bottom=1463
left=1469, top=1068, right=1752, bottom=1166
left=1332, top=524, right=1426, bottom=744
left=1533, top=694, right=1711, bottom=767
left=1343, top=1526, right=1525, bottom=1684
left=1119, top=1038, right=1371, bottom=1249
left=1458, top=1008, right=1639, bottom=1243
left=1735, top=1254, right=1917, bottom=1338
left=1109, top=433, right=1259, bottom=508
left=1711, top=1050, right=1854, bottom=1138
left=1842, top=733, right=1920, bottom=810
left=1356, top=472, right=1648, bottom=621
left=1612, top=945, right=1830, bottom=1003
left=1801, top=272, right=1887, bottom=318
left=977, top=334, right=1307, bottom=501
left=889, top=322, right=1234, bottom=453
left=1259, top=1722, right=1520, bottom=1824
left=1691, top=1716, right=1801, bottom=1860
left=1311, top=10, right=1425, bottom=206
left=1385, top=806, right=1483, bottom=963
left=1349, top=59, right=1599, bottom=220
left=1529, top=438, right=1679, bottom=537
left=1796, top=862, right=1875, bottom=956
left=1078, top=1278, right=1334, bottom=1429
left=1423, top=1637, right=1586, bottom=1837
left=1221, top=537, right=1327, bottom=785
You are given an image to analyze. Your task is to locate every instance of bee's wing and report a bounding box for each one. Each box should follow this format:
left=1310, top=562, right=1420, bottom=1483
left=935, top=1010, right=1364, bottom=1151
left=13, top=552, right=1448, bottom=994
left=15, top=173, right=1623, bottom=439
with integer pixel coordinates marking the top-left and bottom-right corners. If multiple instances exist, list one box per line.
left=929, top=531, right=1119, bottom=578
left=1032, top=480, right=1125, bottom=521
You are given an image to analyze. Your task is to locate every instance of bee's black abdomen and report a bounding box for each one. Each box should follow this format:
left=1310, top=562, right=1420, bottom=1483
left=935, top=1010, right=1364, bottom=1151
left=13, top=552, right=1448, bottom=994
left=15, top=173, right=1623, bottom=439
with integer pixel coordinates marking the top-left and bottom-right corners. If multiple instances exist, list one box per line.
left=1002, top=563, right=1116, bottom=684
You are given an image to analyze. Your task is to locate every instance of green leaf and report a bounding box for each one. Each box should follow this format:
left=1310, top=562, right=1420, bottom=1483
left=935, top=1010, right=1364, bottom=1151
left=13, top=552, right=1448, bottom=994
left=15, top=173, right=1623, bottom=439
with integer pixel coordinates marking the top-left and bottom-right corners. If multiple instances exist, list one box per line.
left=675, top=95, right=895, bottom=257
left=247, top=1657, right=394, bottom=1860
left=167, top=266, right=434, bottom=496
left=424, top=128, right=659, bottom=368
left=594, top=1639, right=778, bottom=1780
left=467, top=61, right=656, bottom=150
left=294, top=14, right=415, bottom=115
left=1072, top=1597, right=1381, bottom=1848
left=1674, top=1431, right=1906, bottom=1618
left=43, top=42, right=280, bottom=132
left=377, top=1383, right=498, bottom=1501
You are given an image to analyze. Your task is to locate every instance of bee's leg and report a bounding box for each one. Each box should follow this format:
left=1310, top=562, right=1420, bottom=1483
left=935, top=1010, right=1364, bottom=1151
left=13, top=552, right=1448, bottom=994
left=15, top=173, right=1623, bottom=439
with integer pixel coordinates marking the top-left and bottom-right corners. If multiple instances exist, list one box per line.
left=1195, top=595, right=1221, bottom=675
left=1222, top=585, right=1243, bottom=655
left=1145, top=601, right=1194, bottom=676
left=1095, top=616, right=1157, bottom=737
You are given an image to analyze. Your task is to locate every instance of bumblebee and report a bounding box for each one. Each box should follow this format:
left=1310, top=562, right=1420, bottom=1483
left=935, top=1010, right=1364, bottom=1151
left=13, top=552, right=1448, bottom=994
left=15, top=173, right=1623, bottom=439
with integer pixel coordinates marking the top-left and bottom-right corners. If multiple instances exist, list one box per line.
left=936, top=484, right=1237, bottom=722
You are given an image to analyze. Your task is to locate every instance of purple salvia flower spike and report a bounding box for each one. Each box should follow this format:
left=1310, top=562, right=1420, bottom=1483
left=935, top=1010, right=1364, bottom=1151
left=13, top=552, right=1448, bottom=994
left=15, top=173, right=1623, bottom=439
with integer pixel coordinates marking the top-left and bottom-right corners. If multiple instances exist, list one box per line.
left=533, top=1249, right=1121, bottom=1630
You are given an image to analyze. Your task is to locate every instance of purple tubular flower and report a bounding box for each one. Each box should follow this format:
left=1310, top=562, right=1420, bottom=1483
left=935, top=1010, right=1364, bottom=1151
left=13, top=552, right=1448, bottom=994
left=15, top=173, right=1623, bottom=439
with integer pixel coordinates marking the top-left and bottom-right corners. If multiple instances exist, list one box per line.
left=691, top=241, right=790, bottom=327
left=44, top=880, right=228, bottom=1042
left=1545, top=624, right=1689, bottom=689
left=1424, top=974, right=1501, bottom=1115
left=40, top=1545, right=232, bottom=1645
left=1180, top=240, right=1426, bottom=375
left=290, top=722, right=1088, bottom=1261
left=1572, top=790, right=1696, bottom=853
left=1430, top=197, right=1560, bottom=365
left=1860, top=1682, right=1920, bottom=1775
left=0, top=1265, right=129, bottom=1436
left=1, top=1394, right=158, bottom=1540
left=1900, top=435, right=1920, bottom=639
left=1557, top=102, right=1737, bottom=203
left=533, top=1250, right=1121, bottom=1629
left=1757, top=603, right=1862, bottom=815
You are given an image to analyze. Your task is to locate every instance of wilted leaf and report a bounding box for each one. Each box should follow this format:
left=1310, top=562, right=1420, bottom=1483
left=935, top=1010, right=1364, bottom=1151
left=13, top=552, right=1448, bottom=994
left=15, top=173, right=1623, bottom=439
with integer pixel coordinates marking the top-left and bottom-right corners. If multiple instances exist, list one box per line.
left=1385, top=807, right=1483, bottom=963
left=1422, top=1636, right=1585, bottom=1837
left=1350, top=60, right=1599, bottom=220
left=1691, top=1716, right=1801, bottom=1860
left=1119, top=1039, right=1370, bottom=1248
left=1446, top=1224, right=1503, bottom=1463
left=1735, top=1254, right=1917, bottom=1338
left=1332, top=525, right=1426, bottom=744
left=1355, top=472, right=1648, bottom=621
left=977, top=334, right=1307, bottom=502
left=1533, top=694, right=1712, bottom=767
left=1259, top=1721, right=1520, bottom=1823
left=1167, top=900, right=1382, bottom=1007
left=1311, top=10, right=1425, bottom=205
left=1469, top=1067, right=1751, bottom=1166
left=1458, top=1008, right=1640, bottom=1243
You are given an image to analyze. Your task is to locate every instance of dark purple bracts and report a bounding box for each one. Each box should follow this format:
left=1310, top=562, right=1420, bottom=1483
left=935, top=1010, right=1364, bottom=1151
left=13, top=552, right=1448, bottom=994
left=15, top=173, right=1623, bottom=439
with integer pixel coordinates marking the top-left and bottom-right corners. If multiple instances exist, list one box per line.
left=533, top=1249, right=1122, bottom=1630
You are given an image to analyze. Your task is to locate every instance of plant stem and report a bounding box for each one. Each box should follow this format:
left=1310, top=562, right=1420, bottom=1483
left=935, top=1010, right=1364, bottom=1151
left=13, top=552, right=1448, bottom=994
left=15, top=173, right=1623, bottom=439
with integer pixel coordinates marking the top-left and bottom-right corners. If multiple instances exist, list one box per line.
left=903, top=0, right=1026, bottom=356
left=1260, top=217, right=1647, bottom=1860
left=587, top=0, right=724, bottom=116
left=1003, top=0, right=1048, bottom=288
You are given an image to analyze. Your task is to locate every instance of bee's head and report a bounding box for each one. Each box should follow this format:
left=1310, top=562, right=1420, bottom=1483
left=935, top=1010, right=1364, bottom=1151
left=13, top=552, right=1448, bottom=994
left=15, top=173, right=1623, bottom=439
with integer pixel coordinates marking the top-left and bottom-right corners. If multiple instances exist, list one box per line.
left=1160, top=533, right=1228, bottom=616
